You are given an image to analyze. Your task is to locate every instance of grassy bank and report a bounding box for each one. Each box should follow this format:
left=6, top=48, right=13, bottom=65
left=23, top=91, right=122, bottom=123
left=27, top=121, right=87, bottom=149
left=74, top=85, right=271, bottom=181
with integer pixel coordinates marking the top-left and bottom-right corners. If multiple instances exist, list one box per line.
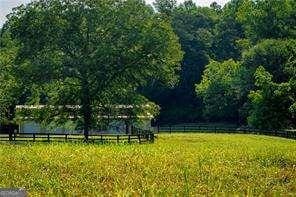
left=0, top=133, right=295, bottom=196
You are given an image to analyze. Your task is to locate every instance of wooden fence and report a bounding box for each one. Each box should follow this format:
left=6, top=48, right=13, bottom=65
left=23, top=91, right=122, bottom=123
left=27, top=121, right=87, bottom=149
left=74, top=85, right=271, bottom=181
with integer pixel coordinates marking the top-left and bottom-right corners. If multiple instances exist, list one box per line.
left=0, top=132, right=155, bottom=143
left=155, top=125, right=296, bottom=140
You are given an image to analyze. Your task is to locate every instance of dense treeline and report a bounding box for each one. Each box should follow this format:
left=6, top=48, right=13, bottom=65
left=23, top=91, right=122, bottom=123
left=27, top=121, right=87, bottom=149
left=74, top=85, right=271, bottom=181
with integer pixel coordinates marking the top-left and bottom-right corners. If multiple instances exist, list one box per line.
left=0, top=0, right=295, bottom=133
left=143, top=0, right=296, bottom=129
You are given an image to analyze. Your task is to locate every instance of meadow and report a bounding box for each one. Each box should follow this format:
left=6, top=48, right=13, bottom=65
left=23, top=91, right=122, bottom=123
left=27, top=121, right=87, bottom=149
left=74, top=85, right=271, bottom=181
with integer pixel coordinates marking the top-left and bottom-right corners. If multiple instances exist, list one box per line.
left=0, top=133, right=295, bottom=196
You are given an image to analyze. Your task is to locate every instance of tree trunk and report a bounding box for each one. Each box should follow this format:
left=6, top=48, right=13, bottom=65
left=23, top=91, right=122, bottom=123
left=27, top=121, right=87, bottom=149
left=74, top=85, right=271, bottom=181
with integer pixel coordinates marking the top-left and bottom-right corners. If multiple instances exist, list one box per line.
left=8, top=105, right=16, bottom=141
left=125, top=121, right=129, bottom=134
left=81, top=80, right=92, bottom=142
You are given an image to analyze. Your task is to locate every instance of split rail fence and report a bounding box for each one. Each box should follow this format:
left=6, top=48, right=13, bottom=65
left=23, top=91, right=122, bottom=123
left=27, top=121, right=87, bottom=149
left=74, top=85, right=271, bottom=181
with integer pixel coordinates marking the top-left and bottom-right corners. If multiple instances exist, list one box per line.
left=155, top=125, right=296, bottom=140
left=0, top=131, right=155, bottom=144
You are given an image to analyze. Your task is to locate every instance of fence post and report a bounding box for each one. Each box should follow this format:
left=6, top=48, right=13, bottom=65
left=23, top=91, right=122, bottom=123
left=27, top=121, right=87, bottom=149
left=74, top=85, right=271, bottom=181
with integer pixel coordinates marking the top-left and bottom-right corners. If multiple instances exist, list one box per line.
left=151, top=133, right=154, bottom=142
left=138, top=134, right=141, bottom=144
left=65, top=134, right=68, bottom=141
left=184, top=126, right=186, bottom=132
left=117, top=135, right=119, bottom=143
left=47, top=134, right=50, bottom=142
left=33, top=133, right=36, bottom=142
left=169, top=125, right=172, bottom=134
left=13, top=133, right=16, bottom=141
left=8, top=125, right=13, bottom=141
left=157, top=125, right=160, bottom=133
left=128, top=135, right=131, bottom=143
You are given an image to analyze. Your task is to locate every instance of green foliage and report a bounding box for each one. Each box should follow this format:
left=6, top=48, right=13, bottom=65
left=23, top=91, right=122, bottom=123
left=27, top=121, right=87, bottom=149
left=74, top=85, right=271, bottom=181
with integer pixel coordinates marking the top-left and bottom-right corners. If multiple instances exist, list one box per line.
left=244, top=39, right=296, bottom=129
left=0, top=134, right=295, bottom=195
left=3, top=0, right=182, bottom=133
left=237, top=0, right=296, bottom=42
left=211, top=0, right=245, bottom=61
left=211, top=17, right=244, bottom=61
left=143, top=1, right=220, bottom=123
left=149, top=0, right=296, bottom=127
left=154, top=0, right=177, bottom=16
left=196, top=60, right=248, bottom=121
left=1, top=0, right=296, bottom=129
left=243, top=39, right=296, bottom=82
left=248, top=66, right=296, bottom=129
left=0, top=32, right=23, bottom=123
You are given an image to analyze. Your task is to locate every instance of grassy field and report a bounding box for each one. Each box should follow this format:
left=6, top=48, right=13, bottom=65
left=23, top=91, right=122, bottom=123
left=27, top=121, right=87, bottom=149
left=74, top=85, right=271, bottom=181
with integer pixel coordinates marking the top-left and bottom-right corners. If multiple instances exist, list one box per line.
left=0, top=133, right=295, bottom=196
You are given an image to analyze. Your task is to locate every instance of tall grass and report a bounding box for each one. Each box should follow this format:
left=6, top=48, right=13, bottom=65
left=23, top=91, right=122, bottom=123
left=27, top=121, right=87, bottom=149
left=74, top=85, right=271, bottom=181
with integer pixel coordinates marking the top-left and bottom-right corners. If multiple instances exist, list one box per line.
left=0, top=133, right=295, bottom=196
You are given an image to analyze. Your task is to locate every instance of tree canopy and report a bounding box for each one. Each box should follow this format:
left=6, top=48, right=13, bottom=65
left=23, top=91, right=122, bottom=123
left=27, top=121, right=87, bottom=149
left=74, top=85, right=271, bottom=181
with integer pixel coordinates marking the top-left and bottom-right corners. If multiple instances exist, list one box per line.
left=247, top=40, right=296, bottom=129
left=196, top=60, right=248, bottom=122
left=1, top=0, right=182, bottom=138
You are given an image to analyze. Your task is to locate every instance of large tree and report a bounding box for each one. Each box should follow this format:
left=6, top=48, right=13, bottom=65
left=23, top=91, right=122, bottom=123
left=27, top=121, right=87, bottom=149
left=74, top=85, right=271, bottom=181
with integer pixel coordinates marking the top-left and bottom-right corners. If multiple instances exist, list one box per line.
left=3, top=0, right=182, bottom=139
left=248, top=66, right=296, bottom=129
left=246, top=39, right=296, bottom=129
left=196, top=59, right=248, bottom=123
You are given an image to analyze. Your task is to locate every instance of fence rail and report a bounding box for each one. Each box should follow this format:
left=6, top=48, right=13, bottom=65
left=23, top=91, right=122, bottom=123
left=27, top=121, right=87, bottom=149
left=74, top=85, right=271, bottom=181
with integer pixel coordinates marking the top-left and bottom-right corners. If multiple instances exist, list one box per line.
left=155, top=125, right=296, bottom=140
left=0, top=132, right=155, bottom=143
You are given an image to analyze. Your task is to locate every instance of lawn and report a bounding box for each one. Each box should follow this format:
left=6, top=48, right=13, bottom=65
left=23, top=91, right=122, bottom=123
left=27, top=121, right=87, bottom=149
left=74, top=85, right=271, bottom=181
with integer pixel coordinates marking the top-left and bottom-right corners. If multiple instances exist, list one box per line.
left=0, top=133, right=295, bottom=196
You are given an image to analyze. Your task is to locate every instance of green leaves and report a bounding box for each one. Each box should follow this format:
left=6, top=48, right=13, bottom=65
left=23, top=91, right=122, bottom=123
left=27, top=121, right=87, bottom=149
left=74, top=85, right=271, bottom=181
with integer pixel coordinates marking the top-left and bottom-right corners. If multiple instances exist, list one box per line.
left=237, top=0, right=296, bottom=42
left=253, top=66, right=273, bottom=88
left=248, top=66, right=296, bottom=129
left=243, top=39, right=296, bottom=129
left=196, top=60, right=247, bottom=121
left=0, top=32, right=22, bottom=122
left=154, top=0, right=177, bottom=16
left=2, top=0, right=182, bottom=131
